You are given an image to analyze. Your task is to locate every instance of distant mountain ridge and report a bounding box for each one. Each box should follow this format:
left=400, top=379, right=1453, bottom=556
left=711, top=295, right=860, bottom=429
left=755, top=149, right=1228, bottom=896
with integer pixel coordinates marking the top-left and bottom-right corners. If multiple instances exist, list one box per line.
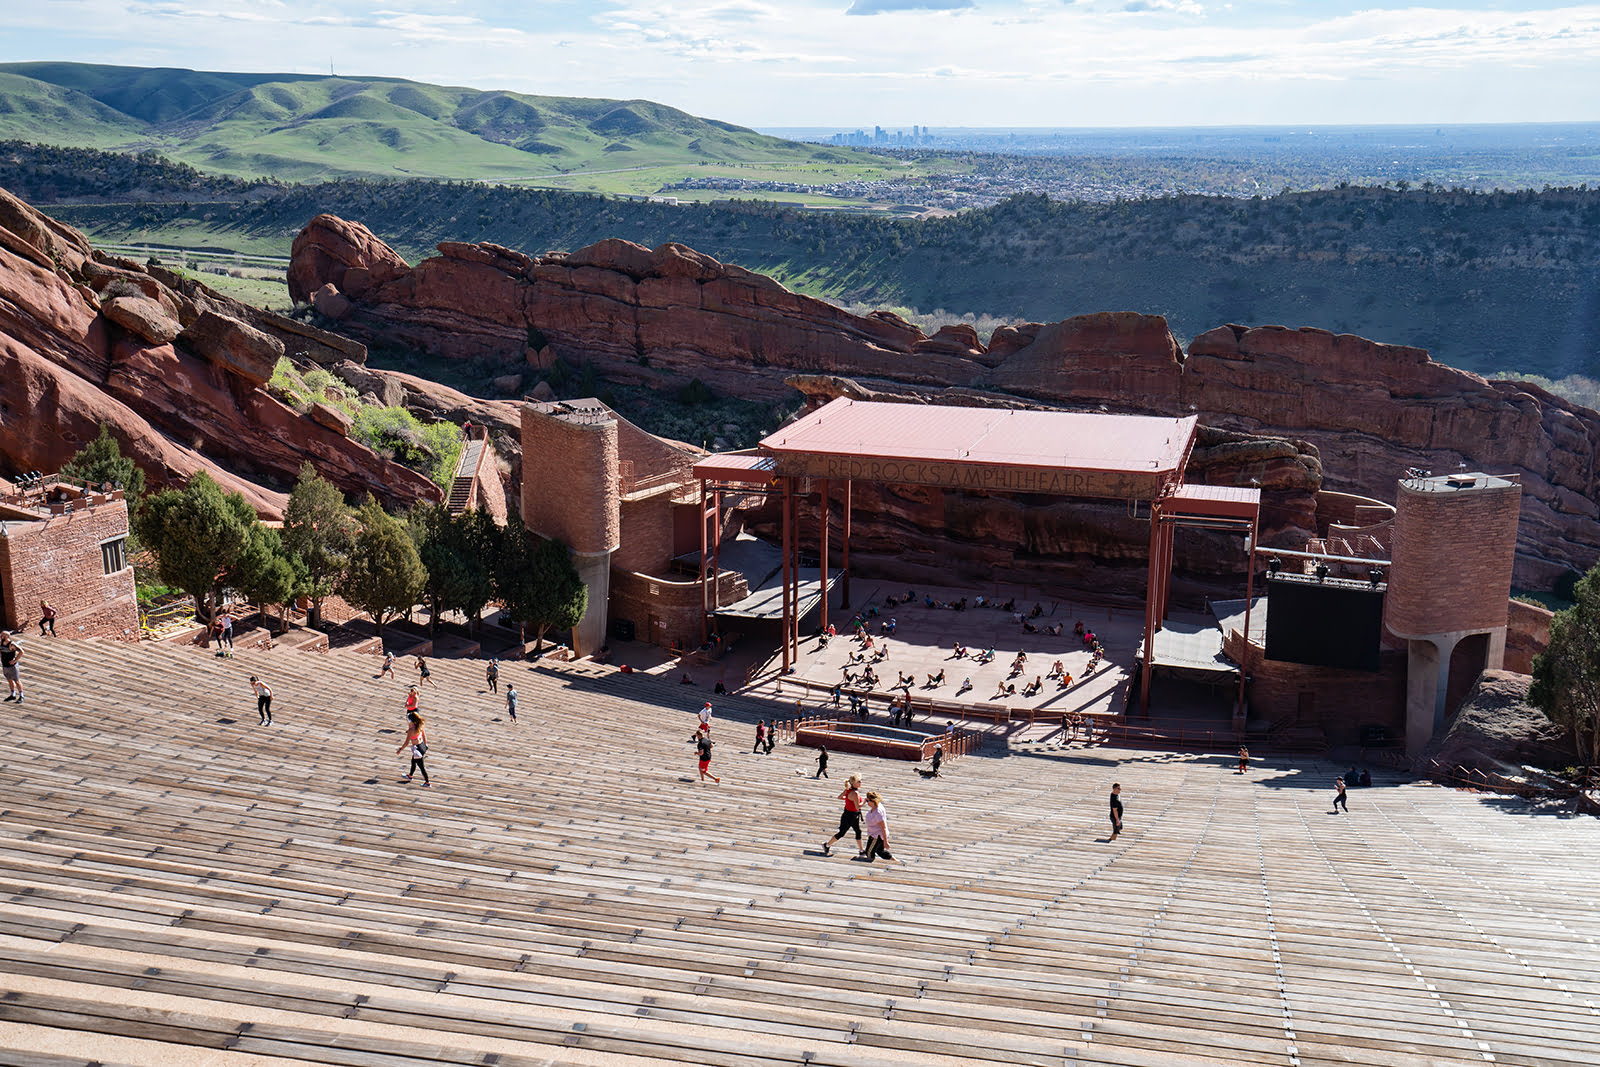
left=0, top=61, right=853, bottom=180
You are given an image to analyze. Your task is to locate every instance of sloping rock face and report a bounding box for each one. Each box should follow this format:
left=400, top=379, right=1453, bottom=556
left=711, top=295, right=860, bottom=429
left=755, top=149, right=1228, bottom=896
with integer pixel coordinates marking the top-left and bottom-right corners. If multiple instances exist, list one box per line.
left=289, top=214, right=1600, bottom=587
left=289, top=217, right=985, bottom=401
left=1422, top=670, right=1570, bottom=773
left=0, top=186, right=439, bottom=517
left=1182, top=325, right=1600, bottom=588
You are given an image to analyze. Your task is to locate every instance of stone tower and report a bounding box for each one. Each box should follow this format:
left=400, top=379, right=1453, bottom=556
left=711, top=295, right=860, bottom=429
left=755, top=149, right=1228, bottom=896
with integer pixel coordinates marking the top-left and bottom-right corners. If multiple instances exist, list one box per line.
left=1384, top=471, right=1522, bottom=755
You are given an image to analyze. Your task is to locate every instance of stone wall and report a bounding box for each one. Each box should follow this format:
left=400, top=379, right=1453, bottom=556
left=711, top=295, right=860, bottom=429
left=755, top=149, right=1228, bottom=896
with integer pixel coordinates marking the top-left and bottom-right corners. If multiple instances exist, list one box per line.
left=609, top=567, right=747, bottom=652
left=520, top=406, right=619, bottom=555
left=0, top=497, right=138, bottom=639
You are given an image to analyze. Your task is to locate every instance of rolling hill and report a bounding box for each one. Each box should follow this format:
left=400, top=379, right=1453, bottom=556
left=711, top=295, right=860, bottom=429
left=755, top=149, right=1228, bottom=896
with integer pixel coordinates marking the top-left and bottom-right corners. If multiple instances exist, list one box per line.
left=0, top=61, right=869, bottom=183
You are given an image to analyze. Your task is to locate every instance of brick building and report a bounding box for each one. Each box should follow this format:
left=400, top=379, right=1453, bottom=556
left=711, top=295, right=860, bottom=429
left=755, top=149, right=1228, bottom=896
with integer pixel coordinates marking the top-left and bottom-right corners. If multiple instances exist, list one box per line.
left=521, top=399, right=716, bottom=656
left=0, top=478, right=138, bottom=639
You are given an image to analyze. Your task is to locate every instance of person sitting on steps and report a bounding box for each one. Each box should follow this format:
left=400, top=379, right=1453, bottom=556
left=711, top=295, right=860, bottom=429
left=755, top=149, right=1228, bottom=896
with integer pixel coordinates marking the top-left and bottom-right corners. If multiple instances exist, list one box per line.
left=926, top=669, right=945, bottom=687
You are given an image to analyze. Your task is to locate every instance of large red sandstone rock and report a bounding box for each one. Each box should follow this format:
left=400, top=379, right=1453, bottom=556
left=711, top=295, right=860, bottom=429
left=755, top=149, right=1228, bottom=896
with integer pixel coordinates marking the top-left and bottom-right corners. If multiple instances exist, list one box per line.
left=102, top=295, right=179, bottom=346
left=287, top=213, right=410, bottom=303
left=289, top=217, right=987, bottom=401
left=288, top=214, right=1600, bottom=586
left=0, top=192, right=442, bottom=518
left=984, top=312, right=1186, bottom=409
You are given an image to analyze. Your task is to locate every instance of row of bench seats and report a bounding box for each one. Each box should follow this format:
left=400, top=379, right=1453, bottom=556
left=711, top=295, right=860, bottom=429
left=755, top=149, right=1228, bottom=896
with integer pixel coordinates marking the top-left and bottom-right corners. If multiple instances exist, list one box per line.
left=0, top=636, right=1595, bottom=1066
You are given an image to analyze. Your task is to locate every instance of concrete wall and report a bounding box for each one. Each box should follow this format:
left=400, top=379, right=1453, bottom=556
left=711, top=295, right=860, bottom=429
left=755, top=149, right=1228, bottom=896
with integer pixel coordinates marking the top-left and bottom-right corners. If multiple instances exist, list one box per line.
left=0, top=498, right=138, bottom=639
left=1504, top=598, right=1554, bottom=675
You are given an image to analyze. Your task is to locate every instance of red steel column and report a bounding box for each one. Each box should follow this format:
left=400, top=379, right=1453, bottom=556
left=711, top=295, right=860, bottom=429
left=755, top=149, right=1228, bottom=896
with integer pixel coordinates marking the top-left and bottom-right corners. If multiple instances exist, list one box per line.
left=1140, top=501, right=1162, bottom=716
left=1236, top=511, right=1260, bottom=723
left=699, top=478, right=709, bottom=644
left=840, top=480, right=852, bottom=610
left=781, top=477, right=792, bottom=674
left=819, top=478, right=831, bottom=633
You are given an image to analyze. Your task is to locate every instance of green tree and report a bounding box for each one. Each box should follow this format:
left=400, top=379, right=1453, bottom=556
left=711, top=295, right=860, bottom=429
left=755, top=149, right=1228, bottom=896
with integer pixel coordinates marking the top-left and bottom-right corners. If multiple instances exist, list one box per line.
left=1528, top=564, right=1600, bottom=781
left=495, top=529, right=587, bottom=653
left=133, top=471, right=253, bottom=622
left=226, top=523, right=306, bottom=636
left=409, top=504, right=499, bottom=635
left=339, top=497, right=427, bottom=635
left=60, top=422, right=146, bottom=505
left=282, top=463, right=351, bottom=628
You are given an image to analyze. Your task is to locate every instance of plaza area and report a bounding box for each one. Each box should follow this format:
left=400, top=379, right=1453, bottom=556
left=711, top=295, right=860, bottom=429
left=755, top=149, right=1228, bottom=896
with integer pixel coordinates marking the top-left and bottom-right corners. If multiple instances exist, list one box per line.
left=0, top=635, right=1596, bottom=1066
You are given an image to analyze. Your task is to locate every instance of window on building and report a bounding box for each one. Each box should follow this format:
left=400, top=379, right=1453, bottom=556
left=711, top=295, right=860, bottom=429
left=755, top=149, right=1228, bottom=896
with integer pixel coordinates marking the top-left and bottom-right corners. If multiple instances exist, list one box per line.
left=101, top=537, right=127, bottom=575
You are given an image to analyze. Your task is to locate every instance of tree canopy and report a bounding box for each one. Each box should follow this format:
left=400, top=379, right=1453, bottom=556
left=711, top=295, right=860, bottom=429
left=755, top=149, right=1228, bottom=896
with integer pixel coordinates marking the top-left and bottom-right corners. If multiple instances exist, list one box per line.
left=339, top=497, right=428, bottom=634
left=282, top=463, right=351, bottom=627
left=60, top=422, right=145, bottom=505
left=1529, top=564, right=1600, bottom=778
left=495, top=530, right=587, bottom=652
left=226, top=522, right=306, bottom=635
left=133, top=470, right=253, bottom=621
left=408, top=503, right=496, bottom=635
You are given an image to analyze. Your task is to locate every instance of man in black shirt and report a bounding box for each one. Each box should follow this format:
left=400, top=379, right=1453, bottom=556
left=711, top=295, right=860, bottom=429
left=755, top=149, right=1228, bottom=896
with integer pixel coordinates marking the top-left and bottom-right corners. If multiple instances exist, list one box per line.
left=1109, top=782, right=1123, bottom=841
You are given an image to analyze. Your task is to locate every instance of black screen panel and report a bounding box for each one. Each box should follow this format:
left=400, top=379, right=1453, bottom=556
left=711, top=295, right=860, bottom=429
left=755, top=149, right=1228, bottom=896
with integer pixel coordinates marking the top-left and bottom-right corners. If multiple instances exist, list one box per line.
left=1264, top=578, right=1383, bottom=672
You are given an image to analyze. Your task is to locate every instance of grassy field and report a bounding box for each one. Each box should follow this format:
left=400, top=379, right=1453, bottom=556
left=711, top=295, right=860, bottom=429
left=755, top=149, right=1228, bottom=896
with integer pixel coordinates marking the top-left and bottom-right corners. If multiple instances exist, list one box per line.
left=0, top=63, right=907, bottom=196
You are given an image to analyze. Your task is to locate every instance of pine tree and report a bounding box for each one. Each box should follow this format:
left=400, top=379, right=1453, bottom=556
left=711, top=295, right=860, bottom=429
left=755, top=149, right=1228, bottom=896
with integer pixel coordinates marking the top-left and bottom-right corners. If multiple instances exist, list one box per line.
left=282, top=463, right=351, bottom=628
left=133, top=471, right=253, bottom=622
left=340, top=497, right=427, bottom=635
left=1529, top=564, right=1600, bottom=782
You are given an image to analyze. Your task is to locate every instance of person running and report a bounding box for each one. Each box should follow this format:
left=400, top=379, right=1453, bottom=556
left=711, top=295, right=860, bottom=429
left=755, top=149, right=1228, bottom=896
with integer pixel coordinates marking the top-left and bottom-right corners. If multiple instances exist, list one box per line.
left=1, top=633, right=24, bottom=703
left=698, top=701, right=713, bottom=735
left=693, top=731, right=720, bottom=783
left=218, top=611, right=234, bottom=654
left=822, top=775, right=864, bottom=856
left=1331, top=777, right=1349, bottom=814
left=249, top=675, right=272, bottom=726
left=764, top=723, right=776, bottom=755
left=397, top=710, right=430, bottom=786
left=815, top=745, right=830, bottom=779
left=860, top=791, right=898, bottom=863
left=485, top=659, right=499, bottom=694
left=380, top=651, right=396, bottom=680
left=1237, top=746, right=1250, bottom=774
left=505, top=684, right=518, bottom=723
left=1109, top=782, right=1123, bottom=840
left=753, top=721, right=768, bottom=754
left=38, top=600, right=56, bottom=637
left=416, top=656, right=436, bottom=688
left=405, top=685, right=420, bottom=714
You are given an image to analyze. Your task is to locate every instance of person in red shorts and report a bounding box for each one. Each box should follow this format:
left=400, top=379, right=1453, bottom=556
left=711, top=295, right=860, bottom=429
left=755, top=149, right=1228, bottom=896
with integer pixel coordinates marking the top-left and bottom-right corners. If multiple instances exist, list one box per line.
left=694, top=731, right=720, bottom=783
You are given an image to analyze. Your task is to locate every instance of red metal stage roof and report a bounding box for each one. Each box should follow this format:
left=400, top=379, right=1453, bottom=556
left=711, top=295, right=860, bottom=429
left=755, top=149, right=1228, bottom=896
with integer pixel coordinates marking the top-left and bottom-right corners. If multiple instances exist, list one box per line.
left=692, top=452, right=777, bottom=484
left=757, top=398, right=1198, bottom=499
left=1164, top=483, right=1261, bottom=519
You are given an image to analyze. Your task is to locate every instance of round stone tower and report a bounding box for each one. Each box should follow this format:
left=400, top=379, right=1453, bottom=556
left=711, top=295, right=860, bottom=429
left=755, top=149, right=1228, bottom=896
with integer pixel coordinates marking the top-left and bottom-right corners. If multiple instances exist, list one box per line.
left=1384, top=471, right=1522, bottom=755
left=521, top=401, right=621, bottom=656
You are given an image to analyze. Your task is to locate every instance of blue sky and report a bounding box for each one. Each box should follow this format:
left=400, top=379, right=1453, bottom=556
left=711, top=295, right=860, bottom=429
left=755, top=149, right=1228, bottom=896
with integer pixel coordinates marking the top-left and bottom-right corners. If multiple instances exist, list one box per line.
left=6, top=1, right=1599, bottom=126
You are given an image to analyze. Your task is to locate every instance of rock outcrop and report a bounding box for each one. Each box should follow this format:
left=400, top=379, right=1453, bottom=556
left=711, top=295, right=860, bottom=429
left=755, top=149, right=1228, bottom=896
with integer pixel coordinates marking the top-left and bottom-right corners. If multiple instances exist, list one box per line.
left=0, top=186, right=440, bottom=517
left=1422, top=670, right=1570, bottom=773
left=289, top=217, right=985, bottom=401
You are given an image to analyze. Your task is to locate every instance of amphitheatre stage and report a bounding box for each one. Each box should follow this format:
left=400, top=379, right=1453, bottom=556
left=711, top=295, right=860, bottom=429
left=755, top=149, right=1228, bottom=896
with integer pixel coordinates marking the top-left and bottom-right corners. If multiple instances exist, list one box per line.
left=1, top=637, right=1598, bottom=1067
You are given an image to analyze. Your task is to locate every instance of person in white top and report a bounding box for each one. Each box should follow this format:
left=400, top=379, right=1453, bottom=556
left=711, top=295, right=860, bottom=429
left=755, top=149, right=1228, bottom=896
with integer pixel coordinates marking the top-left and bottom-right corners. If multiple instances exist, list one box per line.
left=860, top=791, right=897, bottom=863
left=698, top=701, right=712, bottom=734
left=249, top=675, right=273, bottom=726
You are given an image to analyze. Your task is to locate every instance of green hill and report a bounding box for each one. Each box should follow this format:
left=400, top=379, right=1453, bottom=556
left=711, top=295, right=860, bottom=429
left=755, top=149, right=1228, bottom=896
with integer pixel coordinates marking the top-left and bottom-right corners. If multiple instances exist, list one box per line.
left=0, top=62, right=876, bottom=186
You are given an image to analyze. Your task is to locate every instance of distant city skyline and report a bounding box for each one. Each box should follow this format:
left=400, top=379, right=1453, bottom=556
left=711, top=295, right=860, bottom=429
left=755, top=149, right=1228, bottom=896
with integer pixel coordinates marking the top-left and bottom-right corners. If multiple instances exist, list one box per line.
left=6, top=1, right=1599, bottom=128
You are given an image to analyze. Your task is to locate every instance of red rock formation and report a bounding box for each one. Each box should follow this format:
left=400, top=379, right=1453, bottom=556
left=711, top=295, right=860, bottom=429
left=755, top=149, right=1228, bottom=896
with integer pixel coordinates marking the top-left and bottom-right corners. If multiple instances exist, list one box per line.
left=288, top=218, right=985, bottom=401
left=288, top=213, right=1600, bottom=586
left=0, top=188, right=440, bottom=517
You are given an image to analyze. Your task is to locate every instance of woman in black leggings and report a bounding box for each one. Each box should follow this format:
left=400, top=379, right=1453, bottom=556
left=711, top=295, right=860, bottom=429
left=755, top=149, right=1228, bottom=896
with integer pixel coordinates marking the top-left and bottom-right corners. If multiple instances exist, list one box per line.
left=396, top=710, right=431, bottom=786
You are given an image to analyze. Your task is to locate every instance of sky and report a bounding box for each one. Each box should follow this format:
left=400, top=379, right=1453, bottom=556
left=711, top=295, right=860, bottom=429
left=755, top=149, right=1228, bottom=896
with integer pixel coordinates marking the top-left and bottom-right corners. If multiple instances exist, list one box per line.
left=5, top=1, right=1600, bottom=127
